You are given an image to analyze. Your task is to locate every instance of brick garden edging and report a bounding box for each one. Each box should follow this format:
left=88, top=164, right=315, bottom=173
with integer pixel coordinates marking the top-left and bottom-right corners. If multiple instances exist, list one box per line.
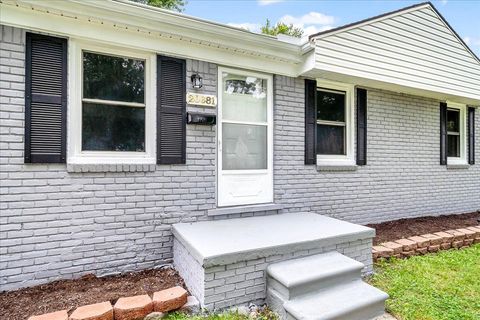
left=372, top=226, right=480, bottom=261
left=27, top=286, right=197, bottom=320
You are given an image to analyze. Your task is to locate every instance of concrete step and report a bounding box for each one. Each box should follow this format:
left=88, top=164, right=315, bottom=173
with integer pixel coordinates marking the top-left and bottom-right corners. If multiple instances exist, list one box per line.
left=267, top=251, right=364, bottom=299
left=284, top=280, right=388, bottom=320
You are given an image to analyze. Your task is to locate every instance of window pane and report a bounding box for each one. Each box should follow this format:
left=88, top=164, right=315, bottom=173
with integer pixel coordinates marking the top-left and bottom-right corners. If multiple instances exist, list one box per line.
left=83, top=52, right=145, bottom=103
left=447, top=109, right=460, bottom=132
left=82, top=103, right=145, bottom=151
left=317, top=90, right=345, bottom=122
left=222, top=73, right=267, bottom=123
left=316, top=124, right=345, bottom=155
left=447, top=134, right=460, bottom=158
left=222, top=123, right=267, bottom=170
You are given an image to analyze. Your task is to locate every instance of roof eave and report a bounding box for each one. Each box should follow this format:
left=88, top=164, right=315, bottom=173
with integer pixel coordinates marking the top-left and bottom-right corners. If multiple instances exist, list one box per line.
left=7, top=0, right=304, bottom=63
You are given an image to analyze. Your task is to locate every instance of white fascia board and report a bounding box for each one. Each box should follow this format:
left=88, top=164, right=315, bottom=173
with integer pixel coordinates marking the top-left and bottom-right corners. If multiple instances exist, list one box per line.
left=0, top=4, right=300, bottom=76
left=4, top=0, right=303, bottom=67
left=305, top=66, right=480, bottom=106
left=298, top=50, right=317, bottom=76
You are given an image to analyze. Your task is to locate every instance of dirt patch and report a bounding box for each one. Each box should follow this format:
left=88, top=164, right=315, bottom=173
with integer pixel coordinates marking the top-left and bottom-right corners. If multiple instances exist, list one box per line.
left=0, top=267, right=186, bottom=320
left=368, top=211, right=480, bottom=245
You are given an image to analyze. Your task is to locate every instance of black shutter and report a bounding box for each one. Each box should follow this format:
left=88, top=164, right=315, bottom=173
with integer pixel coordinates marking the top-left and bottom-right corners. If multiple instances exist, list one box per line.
left=356, top=88, right=367, bottom=165
left=305, top=79, right=317, bottom=165
left=25, top=33, right=67, bottom=163
left=440, top=102, right=448, bottom=165
left=157, top=55, right=186, bottom=164
left=468, top=107, right=475, bottom=165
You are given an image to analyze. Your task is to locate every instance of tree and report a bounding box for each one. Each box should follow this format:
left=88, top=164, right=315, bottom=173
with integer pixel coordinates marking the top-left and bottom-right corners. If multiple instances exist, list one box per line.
left=261, top=19, right=304, bottom=38
left=132, top=0, right=186, bottom=12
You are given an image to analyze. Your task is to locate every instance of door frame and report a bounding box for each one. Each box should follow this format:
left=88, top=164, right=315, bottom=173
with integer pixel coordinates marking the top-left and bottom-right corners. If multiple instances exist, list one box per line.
left=216, top=66, right=274, bottom=207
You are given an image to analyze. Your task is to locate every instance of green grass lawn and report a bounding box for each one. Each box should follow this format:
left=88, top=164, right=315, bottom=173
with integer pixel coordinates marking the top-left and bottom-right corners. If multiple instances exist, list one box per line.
left=369, top=244, right=480, bottom=320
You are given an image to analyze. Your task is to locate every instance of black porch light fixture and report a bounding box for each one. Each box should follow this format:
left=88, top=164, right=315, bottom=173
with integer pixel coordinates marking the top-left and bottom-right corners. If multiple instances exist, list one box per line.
left=191, top=73, right=203, bottom=89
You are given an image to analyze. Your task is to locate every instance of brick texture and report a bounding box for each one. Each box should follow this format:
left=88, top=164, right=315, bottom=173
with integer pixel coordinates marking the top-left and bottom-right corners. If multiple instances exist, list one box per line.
left=0, top=25, right=219, bottom=291
left=113, top=295, right=153, bottom=320
left=153, top=286, right=188, bottom=312
left=273, top=75, right=479, bottom=224
left=27, top=310, right=68, bottom=320
left=1, top=25, right=479, bottom=291
left=373, top=226, right=480, bottom=261
left=69, top=302, right=113, bottom=320
left=174, top=237, right=373, bottom=310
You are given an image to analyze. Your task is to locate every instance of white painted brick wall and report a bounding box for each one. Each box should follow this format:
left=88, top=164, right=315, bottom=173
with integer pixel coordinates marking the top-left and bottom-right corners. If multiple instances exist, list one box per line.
left=179, top=238, right=372, bottom=310
left=1, top=25, right=479, bottom=291
left=273, top=75, right=480, bottom=224
left=0, top=26, right=219, bottom=291
left=173, top=239, right=205, bottom=304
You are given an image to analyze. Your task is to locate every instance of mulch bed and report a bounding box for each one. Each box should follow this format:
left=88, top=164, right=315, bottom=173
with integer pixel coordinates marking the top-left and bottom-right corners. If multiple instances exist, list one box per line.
left=368, top=211, right=480, bottom=245
left=0, top=267, right=186, bottom=320
left=2, top=213, right=479, bottom=320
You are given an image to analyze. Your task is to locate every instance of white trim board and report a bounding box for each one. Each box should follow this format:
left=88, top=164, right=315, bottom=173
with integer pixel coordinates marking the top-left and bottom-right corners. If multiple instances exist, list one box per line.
left=315, top=80, right=355, bottom=167
left=0, top=0, right=304, bottom=77
left=67, top=39, right=157, bottom=165
left=446, top=102, right=467, bottom=166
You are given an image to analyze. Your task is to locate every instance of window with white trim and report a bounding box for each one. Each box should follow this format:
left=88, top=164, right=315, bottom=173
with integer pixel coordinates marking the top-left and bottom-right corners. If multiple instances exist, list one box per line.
left=446, top=102, right=467, bottom=164
left=68, top=41, right=156, bottom=164
left=316, top=80, right=354, bottom=166
left=82, top=52, right=146, bottom=152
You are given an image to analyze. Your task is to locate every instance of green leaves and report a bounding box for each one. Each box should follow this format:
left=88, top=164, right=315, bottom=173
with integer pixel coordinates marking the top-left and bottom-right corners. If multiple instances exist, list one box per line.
left=132, top=0, right=186, bottom=12
left=260, top=19, right=304, bottom=38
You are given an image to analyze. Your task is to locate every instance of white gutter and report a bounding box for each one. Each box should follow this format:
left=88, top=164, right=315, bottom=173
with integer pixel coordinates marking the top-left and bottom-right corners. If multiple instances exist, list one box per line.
left=5, top=0, right=305, bottom=63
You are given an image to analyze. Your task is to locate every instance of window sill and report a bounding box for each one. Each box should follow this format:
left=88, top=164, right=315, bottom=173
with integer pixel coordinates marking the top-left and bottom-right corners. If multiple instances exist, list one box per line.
left=446, top=157, right=469, bottom=169
left=67, top=163, right=157, bottom=173
left=317, top=164, right=358, bottom=172
left=446, top=164, right=470, bottom=170
left=316, top=159, right=357, bottom=171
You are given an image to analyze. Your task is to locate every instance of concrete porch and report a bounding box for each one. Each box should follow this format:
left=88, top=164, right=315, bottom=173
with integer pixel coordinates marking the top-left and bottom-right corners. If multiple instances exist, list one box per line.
left=172, top=212, right=383, bottom=317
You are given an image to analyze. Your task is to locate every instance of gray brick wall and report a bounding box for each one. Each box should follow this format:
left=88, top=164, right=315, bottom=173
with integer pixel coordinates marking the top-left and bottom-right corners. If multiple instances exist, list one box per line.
left=173, top=239, right=205, bottom=304
left=1, top=25, right=479, bottom=291
left=174, top=237, right=372, bottom=310
left=0, top=26, right=219, bottom=291
left=273, top=75, right=480, bottom=224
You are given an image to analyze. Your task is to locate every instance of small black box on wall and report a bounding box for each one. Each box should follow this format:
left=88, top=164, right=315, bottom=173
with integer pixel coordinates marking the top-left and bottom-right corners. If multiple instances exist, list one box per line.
left=187, top=112, right=216, bottom=125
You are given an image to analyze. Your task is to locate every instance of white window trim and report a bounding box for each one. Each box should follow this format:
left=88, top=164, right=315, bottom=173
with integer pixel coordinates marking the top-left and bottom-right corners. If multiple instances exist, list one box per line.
left=67, top=40, right=156, bottom=165
left=315, top=79, right=355, bottom=167
left=446, top=101, right=467, bottom=165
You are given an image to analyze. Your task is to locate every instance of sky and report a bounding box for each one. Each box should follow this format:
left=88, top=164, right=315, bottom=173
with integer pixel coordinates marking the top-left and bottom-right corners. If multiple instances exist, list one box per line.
left=183, top=0, right=480, bottom=56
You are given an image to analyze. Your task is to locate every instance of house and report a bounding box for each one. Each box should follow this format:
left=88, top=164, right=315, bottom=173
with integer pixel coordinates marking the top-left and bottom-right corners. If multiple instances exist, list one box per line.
left=0, top=0, right=479, bottom=318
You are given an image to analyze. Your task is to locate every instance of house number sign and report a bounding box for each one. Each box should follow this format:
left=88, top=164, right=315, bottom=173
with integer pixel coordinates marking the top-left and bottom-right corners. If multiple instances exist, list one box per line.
left=186, top=92, right=217, bottom=107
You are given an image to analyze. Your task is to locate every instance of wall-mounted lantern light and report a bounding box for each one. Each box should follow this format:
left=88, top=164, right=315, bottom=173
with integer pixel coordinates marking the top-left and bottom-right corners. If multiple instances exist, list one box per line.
left=191, top=73, right=203, bottom=89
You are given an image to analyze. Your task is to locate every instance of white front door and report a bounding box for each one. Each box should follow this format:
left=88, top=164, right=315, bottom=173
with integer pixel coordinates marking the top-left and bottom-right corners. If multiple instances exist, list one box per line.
left=217, top=67, right=273, bottom=207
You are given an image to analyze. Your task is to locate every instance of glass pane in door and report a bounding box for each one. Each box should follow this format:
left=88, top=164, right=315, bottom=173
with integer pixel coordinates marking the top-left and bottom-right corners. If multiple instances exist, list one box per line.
left=222, top=73, right=267, bottom=123
left=222, top=123, right=267, bottom=170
